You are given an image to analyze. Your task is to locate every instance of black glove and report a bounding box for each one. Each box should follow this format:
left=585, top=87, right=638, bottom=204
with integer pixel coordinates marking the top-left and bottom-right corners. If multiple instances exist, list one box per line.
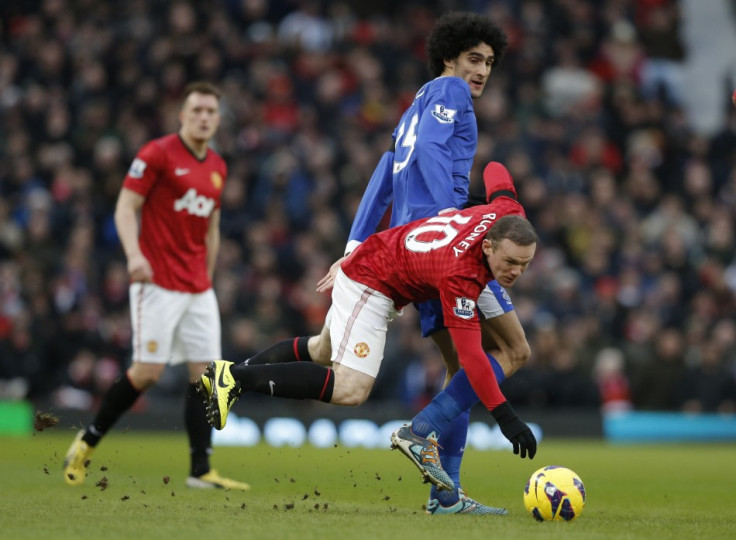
left=491, top=401, right=537, bottom=459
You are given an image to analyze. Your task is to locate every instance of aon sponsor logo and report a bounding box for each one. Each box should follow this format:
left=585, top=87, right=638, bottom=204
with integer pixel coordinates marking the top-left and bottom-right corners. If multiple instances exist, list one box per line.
left=174, top=188, right=215, bottom=217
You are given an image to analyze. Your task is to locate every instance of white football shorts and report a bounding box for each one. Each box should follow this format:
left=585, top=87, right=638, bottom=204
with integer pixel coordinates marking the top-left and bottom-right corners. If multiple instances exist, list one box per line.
left=328, top=270, right=400, bottom=378
left=129, top=282, right=221, bottom=364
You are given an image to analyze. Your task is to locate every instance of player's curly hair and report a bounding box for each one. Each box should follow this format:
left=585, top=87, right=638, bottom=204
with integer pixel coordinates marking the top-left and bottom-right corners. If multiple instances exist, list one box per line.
left=426, top=12, right=508, bottom=78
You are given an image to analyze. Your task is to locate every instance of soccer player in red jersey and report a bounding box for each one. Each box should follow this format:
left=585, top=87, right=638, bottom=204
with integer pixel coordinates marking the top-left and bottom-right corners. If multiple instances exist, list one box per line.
left=199, top=182, right=537, bottom=503
left=63, top=82, right=250, bottom=490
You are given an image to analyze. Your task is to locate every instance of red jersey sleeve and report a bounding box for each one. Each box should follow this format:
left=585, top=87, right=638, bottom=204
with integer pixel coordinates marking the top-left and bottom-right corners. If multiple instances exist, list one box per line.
left=439, top=276, right=485, bottom=330
left=449, top=326, right=506, bottom=411
left=122, top=141, right=166, bottom=197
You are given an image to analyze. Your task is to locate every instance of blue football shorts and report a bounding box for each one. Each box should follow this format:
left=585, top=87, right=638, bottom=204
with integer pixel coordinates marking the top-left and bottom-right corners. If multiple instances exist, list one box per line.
left=416, top=280, right=514, bottom=338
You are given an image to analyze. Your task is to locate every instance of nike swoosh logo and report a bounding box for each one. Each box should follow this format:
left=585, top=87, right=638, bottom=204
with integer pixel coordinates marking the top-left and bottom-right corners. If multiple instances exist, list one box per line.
left=175, top=168, right=190, bottom=176
left=415, top=89, right=425, bottom=99
left=218, top=365, right=228, bottom=388
left=268, top=380, right=275, bottom=396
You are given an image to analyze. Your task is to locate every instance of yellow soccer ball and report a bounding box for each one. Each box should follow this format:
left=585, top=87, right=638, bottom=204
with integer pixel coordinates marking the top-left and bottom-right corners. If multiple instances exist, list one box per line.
left=523, top=465, right=586, bottom=521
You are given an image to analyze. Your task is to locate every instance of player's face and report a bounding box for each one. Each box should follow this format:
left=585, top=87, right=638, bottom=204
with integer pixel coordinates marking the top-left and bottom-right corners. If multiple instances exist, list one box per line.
left=482, top=238, right=536, bottom=288
left=179, top=92, right=221, bottom=143
left=443, top=43, right=495, bottom=99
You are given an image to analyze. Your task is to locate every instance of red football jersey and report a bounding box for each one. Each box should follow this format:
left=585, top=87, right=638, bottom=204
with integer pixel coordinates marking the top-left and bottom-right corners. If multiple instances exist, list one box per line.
left=341, top=197, right=525, bottom=410
left=342, top=198, right=524, bottom=326
left=122, top=134, right=226, bottom=293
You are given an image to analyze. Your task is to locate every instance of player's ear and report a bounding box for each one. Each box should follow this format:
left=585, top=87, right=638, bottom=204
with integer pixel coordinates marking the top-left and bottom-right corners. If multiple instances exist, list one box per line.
left=442, top=57, right=455, bottom=73
left=482, top=238, right=493, bottom=257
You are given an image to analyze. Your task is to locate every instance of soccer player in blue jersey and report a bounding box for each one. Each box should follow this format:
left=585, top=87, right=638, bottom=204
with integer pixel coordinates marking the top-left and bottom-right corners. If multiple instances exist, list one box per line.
left=242, top=13, right=526, bottom=514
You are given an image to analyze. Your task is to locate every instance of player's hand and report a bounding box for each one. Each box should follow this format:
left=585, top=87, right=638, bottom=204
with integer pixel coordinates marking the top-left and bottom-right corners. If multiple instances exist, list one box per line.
left=127, top=252, right=154, bottom=282
left=491, top=401, right=537, bottom=459
left=316, top=255, right=348, bottom=293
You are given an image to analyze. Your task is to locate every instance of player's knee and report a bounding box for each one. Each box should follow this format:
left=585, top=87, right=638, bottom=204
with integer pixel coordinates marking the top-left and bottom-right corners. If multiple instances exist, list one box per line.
left=333, top=392, right=368, bottom=407
left=127, top=364, right=163, bottom=390
left=330, top=384, right=370, bottom=406
left=129, top=374, right=158, bottom=390
left=329, top=374, right=372, bottom=406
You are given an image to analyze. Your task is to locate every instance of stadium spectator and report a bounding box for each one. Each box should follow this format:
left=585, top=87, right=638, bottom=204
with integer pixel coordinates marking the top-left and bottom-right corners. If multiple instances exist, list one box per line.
left=631, top=327, right=688, bottom=410
left=680, top=341, right=736, bottom=414
left=592, top=347, right=632, bottom=413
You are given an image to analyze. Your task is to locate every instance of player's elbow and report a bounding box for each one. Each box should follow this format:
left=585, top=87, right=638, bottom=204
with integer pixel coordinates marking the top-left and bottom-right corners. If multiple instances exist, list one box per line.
left=113, top=205, right=137, bottom=235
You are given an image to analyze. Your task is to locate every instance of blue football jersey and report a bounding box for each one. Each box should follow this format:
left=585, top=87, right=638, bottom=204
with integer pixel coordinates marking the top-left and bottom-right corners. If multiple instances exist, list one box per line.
left=348, top=76, right=476, bottom=243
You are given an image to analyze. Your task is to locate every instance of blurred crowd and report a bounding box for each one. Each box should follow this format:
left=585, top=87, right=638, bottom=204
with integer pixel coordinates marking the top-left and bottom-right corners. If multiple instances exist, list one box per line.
left=1, top=0, right=735, bottom=415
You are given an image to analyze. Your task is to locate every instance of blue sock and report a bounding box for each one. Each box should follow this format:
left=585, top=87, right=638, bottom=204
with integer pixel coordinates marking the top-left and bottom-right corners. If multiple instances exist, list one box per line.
left=438, top=409, right=469, bottom=486
left=413, top=353, right=506, bottom=437
left=411, top=389, right=463, bottom=438
left=488, top=352, right=506, bottom=383
left=418, top=354, right=506, bottom=507
left=430, top=410, right=470, bottom=505
left=411, top=369, right=476, bottom=437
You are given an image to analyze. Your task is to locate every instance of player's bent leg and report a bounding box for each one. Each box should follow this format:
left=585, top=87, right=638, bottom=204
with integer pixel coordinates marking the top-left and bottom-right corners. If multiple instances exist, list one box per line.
left=63, top=365, right=158, bottom=486
left=391, top=322, right=459, bottom=493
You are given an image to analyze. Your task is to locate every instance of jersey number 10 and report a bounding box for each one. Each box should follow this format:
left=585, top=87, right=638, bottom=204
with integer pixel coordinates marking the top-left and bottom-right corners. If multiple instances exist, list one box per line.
left=404, top=214, right=471, bottom=253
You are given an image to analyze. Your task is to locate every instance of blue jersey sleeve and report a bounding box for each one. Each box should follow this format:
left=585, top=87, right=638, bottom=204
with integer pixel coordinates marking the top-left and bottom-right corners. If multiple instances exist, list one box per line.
left=347, top=150, right=395, bottom=245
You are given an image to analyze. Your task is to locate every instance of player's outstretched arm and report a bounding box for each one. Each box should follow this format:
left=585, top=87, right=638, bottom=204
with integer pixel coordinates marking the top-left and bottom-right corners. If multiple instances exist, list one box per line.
left=346, top=149, right=395, bottom=252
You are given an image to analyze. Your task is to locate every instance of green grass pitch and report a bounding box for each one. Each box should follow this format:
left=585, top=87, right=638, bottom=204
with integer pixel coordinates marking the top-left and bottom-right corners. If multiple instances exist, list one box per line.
left=1, top=430, right=735, bottom=539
